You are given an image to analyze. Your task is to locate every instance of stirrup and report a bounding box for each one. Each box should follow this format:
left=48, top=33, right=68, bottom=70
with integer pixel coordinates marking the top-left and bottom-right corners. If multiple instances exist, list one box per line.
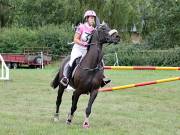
left=101, top=79, right=111, bottom=87
left=60, top=77, right=69, bottom=86
left=104, top=79, right=111, bottom=84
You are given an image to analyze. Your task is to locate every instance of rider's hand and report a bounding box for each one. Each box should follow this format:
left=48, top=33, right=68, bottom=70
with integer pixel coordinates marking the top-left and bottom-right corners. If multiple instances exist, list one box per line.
left=81, top=41, right=88, bottom=47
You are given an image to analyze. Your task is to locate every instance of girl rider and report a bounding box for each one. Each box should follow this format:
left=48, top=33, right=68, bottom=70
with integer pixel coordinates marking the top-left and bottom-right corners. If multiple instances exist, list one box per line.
left=60, top=10, right=110, bottom=87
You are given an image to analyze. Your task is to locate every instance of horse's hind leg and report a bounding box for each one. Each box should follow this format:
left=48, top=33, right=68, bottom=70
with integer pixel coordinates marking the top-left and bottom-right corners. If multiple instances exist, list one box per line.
left=66, top=91, right=80, bottom=124
left=83, top=90, right=98, bottom=128
left=54, top=85, right=65, bottom=122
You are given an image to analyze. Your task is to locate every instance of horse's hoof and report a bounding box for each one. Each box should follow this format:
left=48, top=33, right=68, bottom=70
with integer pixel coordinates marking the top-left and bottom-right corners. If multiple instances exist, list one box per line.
left=53, top=117, right=59, bottom=122
left=53, top=113, right=59, bottom=122
left=66, top=119, right=72, bottom=125
left=83, top=122, right=90, bottom=129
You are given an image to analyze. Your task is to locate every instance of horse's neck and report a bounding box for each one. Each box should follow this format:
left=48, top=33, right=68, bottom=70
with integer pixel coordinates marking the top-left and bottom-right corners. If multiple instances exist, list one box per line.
left=81, top=39, right=102, bottom=68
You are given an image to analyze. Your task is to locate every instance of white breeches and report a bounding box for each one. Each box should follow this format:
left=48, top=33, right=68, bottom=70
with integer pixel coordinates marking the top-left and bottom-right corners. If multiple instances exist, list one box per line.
left=69, top=44, right=87, bottom=66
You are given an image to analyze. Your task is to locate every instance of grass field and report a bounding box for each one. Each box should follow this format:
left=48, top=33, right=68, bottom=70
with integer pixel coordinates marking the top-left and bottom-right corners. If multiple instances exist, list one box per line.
left=0, top=66, right=180, bottom=135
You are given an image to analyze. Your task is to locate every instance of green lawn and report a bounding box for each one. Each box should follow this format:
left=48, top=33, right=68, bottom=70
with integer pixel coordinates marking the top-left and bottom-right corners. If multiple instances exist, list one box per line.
left=0, top=67, right=180, bottom=135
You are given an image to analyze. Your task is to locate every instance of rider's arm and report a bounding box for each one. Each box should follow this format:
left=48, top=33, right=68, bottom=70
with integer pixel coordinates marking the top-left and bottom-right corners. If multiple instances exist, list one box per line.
left=73, top=33, right=88, bottom=46
left=73, top=33, right=82, bottom=45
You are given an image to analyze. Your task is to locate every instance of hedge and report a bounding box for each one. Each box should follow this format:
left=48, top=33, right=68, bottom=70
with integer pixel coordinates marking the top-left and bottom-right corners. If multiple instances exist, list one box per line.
left=103, top=44, right=180, bottom=66
left=0, top=23, right=73, bottom=58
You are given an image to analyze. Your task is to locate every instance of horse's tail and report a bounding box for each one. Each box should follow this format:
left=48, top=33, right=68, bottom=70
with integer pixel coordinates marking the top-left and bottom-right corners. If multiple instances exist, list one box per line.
left=50, top=71, right=60, bottom=89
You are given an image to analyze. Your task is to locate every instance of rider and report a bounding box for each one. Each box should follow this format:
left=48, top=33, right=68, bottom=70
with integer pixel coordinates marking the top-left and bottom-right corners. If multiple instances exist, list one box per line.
left=60, top=10, right=110, bottom=87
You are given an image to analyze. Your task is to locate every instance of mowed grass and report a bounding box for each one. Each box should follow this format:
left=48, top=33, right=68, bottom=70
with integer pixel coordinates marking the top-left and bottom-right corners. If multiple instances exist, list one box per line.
left=0, top=67, right=180, bottom=135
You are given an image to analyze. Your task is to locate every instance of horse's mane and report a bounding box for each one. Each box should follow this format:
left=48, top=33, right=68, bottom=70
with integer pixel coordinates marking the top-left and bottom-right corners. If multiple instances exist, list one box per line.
left=88, top=23, right=107, bottom=43
left=87, top=29, right=97, bottom=51
left=87, top=24, right=107, bottom=51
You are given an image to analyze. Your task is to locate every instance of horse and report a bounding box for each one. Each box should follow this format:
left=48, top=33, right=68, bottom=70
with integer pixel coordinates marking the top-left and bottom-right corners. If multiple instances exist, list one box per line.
left=51, top=22, right=120, bottom=128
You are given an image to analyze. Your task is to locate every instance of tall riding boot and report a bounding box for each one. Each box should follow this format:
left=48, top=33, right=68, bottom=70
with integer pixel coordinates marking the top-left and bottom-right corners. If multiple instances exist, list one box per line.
left=60, top=65, right=72, bottom=86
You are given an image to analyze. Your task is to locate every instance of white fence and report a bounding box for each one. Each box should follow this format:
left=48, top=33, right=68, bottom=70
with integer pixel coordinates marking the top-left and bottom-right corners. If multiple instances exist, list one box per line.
left=0, top=54, right=9, bottom=80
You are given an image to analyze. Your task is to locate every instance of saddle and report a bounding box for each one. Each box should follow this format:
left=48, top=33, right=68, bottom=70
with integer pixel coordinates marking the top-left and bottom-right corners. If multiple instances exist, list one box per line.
left=63, top=57, right=82, bottom=79
left=62, top=56, right=106, bottom=89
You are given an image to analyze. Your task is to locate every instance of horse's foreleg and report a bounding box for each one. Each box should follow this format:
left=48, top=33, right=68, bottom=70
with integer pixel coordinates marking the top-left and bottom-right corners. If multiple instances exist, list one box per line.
left=83, top=90, right=98, bottom=128
left=66, top=91, right=80, bottom=125
left=54, top=85, right=65, bottom=122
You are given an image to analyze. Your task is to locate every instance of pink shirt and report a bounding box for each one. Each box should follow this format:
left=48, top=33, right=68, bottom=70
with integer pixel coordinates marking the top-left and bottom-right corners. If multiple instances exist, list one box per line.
left=76, top=22, right=94, bottom=46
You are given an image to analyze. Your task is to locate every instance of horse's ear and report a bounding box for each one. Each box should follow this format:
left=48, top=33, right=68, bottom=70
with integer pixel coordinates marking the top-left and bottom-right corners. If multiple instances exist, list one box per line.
left=102, top=20, right=106, bottom=26
left=98, top=21, right=106, bottom=29
left=102, top=21, right=105, bottom=25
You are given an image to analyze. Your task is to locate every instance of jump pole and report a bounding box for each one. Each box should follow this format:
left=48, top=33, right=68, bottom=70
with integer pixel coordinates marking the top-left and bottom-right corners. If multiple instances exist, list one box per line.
left=99, top=76, right=180, bottom=92
left=104, top=66, right=180, bottom=70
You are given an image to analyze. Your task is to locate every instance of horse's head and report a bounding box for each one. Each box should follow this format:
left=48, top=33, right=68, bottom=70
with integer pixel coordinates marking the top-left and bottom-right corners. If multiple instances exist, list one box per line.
left=96, top=22, right=120, bottom=44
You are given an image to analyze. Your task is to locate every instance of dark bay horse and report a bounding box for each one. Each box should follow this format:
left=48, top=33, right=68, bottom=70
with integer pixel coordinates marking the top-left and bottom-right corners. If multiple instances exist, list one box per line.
left=51, top=23, right=120, bottom=128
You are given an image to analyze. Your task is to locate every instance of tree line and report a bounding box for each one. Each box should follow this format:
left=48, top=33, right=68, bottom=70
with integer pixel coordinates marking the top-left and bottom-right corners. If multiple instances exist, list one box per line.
left=0, top=0, right=179, bottom=55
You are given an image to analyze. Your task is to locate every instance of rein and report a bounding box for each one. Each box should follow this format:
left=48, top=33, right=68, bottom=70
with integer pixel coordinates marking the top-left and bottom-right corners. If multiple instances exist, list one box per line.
left=78, top=63, right=103, bottom=72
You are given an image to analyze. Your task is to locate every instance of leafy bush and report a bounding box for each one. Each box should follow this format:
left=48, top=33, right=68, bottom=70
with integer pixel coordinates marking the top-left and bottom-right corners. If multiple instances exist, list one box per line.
left=36, top=23, right=73, bottom=57
left=0, top=23, right=73, bottom=57
left=0, top=27, right=37, bottom=53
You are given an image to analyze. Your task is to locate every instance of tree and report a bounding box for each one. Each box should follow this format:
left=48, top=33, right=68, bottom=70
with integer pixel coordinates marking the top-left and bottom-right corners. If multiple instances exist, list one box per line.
left=12, top=0, right=65, bottom=27
left=146, top=0, right=180, bottom=48
left=0, top=0, right=13, bottom=27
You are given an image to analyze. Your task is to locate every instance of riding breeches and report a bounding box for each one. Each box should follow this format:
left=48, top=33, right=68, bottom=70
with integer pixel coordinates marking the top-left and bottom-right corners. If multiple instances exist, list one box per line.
left=68, top=44, right=87, bottom=67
